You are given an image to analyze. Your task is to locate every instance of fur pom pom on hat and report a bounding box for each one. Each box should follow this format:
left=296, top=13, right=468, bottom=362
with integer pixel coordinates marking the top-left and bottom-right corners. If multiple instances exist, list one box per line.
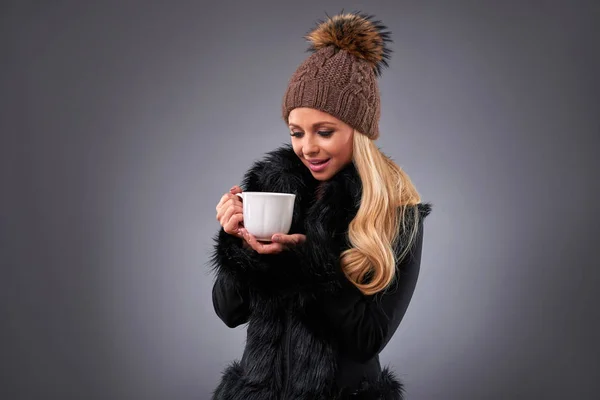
left=305, top=12, right=392, bottom=77
left=282, top=11, right=393, bottom=139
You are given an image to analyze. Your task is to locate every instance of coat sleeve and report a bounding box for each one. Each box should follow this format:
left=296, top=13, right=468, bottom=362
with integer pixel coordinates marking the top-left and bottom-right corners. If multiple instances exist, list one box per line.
left=212, top=271, right=251, bottom=328
left=210, top=225, right=289, bottom=327
left=209, top=161, right=275, bottom=328
left=210, top=227, right=256, bottom=328
left=308, top=218, right=425, bottom=363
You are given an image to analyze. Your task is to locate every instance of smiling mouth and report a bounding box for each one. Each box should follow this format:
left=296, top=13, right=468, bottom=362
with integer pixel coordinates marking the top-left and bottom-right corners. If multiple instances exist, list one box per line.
left=308, top=159, right=330, bottom=165
left=307, top=158, right=331, bottom=172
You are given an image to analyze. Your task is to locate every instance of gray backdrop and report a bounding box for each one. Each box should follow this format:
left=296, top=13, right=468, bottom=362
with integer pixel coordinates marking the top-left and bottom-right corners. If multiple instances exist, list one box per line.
left=2, top=1, right=599, bottom=399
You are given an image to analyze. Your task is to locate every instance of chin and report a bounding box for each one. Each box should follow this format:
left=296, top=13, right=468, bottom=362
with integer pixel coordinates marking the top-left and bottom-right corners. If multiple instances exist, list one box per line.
left=309, top=167, right=337, bottom=181
left=311, top=174, right=330, bottom=181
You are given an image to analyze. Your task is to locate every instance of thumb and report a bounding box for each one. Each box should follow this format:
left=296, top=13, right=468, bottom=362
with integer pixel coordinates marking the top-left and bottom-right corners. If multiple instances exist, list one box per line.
left=292, top=233, right=307, bottom=244
left=274, top=233, right=306, bottom=245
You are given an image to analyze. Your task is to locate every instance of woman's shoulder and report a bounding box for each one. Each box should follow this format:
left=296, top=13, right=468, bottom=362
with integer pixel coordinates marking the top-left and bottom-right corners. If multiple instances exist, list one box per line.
left=415, top=202, right=432, bottom=219
left=402, top=202, right=433, bottom=225
left=392, top=202, right=432, bottom=254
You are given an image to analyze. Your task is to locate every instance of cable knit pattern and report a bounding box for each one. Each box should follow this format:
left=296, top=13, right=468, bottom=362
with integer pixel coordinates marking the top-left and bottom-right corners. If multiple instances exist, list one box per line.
left=282, top=12, right=393, bottom=139
left=282, top=47, right=381, bottom=139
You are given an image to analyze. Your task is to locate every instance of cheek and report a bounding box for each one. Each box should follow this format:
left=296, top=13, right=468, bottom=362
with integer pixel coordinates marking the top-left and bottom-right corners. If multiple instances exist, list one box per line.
left=321, top=139, right=337, bottom=155
left=291, top=141, right=303, bottom=158
left=324, top=138, right=346, bottom=159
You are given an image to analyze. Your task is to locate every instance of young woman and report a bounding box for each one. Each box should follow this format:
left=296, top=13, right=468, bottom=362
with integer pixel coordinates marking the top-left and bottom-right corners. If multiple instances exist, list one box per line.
left=210, top=12, right=432, bottom=400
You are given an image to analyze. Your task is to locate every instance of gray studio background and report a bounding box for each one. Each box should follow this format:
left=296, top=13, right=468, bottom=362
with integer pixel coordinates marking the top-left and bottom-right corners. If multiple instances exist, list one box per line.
left=2, top=1, right=599, bottom=399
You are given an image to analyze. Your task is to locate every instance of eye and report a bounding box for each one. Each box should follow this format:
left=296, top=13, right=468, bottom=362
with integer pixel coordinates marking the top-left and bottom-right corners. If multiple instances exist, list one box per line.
left=318, top=130, right=333, bottom=137
left=290, top=131, right=303, bottom=138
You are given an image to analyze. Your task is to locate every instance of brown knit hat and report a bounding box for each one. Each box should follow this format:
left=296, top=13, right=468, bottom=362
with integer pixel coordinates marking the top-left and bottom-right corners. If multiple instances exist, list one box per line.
left=282, top=12, right=392, bottom=140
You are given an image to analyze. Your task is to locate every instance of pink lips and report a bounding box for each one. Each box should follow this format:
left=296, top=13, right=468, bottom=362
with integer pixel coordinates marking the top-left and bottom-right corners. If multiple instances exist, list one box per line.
left=307, top=158, right=331, bottom=172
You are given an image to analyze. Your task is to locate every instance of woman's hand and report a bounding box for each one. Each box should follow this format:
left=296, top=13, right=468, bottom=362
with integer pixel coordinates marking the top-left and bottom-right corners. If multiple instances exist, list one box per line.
left=216, top=185, right=245, bottom=240
left=239, top=228, right=306, bottom=255
left=217, top=185, right=306, bottom=253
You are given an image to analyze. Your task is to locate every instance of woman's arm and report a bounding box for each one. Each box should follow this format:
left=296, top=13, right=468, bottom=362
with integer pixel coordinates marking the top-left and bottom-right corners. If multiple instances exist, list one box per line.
left=309, top=219, right=425, bottom=363
left=209, top=161, right=283, bottom=328
left=212, top=271, right=251, bottom=328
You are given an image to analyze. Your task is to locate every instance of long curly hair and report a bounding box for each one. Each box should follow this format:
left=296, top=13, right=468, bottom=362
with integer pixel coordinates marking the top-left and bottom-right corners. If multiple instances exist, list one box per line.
left=340, top=131, right=422, bottom=295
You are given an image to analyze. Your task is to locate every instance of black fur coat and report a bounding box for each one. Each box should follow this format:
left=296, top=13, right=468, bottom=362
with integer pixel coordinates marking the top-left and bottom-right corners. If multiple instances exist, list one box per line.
left=209, top=144, right=432, bottom=399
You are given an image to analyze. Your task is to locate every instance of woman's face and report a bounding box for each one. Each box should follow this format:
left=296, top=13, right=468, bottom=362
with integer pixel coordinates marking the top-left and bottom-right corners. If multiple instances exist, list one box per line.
left=288, top=107, right=354, bottom=181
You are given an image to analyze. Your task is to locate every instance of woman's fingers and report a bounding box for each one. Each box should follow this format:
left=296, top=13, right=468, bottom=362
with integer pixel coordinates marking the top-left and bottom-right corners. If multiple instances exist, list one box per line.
left=214, top=186, right=246, bottom=239
left=216, top=193, right=233, bottom=212
left=257, top=242, right=286, bottom=254
left=216, top=192, right=242, bottom=213
left=240, top=228, right=285, bottom=254
left=237, top=229, right=307, bottom=254
left=219, top=203, right=243, bottom=225
left=219, top=206, right=235, bottom=227
left=241, top=229, right=263, bottom=251
left=216, top=196, right=243, bottom=221
left=224, top=213, right=244, bottom=236
left=272, top=233, right=307, bottom=246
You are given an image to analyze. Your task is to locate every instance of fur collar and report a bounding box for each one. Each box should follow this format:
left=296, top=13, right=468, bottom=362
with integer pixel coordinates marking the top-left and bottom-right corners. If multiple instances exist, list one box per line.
left=212, top=144, right=431, bottom=303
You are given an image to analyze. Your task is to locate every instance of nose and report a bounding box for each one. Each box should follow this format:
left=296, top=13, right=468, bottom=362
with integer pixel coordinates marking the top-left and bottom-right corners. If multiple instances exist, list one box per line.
left=302, top=135, right=319, bottom=157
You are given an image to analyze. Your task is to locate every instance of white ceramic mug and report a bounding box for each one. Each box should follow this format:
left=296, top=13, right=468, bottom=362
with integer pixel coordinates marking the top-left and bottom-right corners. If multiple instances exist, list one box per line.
left=235, top=192, right=296, bottom=241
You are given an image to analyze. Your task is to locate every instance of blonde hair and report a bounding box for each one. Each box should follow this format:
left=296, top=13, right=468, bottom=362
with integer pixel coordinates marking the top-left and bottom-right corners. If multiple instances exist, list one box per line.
left=340, top=131, right=422, bottom=296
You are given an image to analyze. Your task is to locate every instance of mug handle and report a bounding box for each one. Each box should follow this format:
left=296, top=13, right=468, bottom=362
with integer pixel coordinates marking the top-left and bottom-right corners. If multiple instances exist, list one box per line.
left=234, top=193, right=245, bottom=231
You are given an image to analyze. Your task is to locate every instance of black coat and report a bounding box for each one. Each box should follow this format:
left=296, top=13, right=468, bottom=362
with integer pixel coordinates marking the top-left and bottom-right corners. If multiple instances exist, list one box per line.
left=209, top=144, right=432, bottom=399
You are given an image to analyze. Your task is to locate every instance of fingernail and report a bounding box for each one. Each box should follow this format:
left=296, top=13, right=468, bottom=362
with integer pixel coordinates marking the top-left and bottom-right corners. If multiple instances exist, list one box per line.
left=273, top=235, right=281, bottom=242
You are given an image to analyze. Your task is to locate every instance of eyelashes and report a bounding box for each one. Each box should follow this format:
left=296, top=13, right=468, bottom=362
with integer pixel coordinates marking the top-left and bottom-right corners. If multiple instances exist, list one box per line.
left=290, top=131, right=333, bottom=138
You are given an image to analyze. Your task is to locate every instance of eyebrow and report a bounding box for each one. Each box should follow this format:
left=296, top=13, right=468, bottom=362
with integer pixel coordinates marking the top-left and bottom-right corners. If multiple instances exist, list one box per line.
left=288, top=121, right=337, bottom=130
